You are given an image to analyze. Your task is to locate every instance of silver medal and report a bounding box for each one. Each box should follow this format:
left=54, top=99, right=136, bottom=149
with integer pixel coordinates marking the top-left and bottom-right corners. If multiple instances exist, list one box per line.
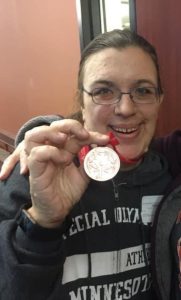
left=84, top=146, right=120, bottom=181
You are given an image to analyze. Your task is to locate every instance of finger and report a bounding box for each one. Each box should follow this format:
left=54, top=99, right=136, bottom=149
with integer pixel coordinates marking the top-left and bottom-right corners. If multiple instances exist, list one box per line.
left=25, top=120, right=109, bottom=158
left=0, top=150, right=19, bottom=180
left=28, top=145, right=75, bottom=176
left=63, top=130, right=109, bottom=155
left=24, top=125, right=68, bottom=153
left=50, top=119, right=89, bottom=140
left=20, top=149, right=29, bottom=174
left=85, top=131, right=110, bottom=145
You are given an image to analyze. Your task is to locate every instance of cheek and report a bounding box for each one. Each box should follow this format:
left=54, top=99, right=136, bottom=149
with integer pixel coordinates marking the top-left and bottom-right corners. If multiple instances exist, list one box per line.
left=83, top=103, right=112, bottom=130
left=143, top=106, right=160, bottom=143
left=143, top=104, right=160, bottom=127
left=149, top=107, right=160, bottom=128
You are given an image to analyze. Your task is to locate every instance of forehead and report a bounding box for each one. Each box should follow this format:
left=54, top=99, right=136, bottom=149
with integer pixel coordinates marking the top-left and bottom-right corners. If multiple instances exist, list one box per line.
left=83, top=47, right=157, bottom=86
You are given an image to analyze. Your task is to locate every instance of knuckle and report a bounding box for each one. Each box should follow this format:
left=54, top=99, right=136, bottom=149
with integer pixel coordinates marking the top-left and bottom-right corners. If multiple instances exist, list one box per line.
left=24, top=130, right=32, bottom=141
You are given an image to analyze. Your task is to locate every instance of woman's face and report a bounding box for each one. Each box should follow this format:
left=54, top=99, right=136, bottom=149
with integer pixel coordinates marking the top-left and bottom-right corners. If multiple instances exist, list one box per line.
left=81, top=47, right=163, bottom=160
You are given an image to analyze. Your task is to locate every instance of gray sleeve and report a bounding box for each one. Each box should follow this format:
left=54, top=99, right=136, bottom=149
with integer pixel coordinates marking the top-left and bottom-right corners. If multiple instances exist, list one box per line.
left=0, top=163, right=66, bottom=299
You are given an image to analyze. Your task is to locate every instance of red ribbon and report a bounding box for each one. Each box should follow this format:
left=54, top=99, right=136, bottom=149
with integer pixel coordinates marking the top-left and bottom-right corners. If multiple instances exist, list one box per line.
left=108, top=132, right=141, bottom=165
left=78, top=131, right=142, bottom=165
left=78, top=145, right=91, bottom=164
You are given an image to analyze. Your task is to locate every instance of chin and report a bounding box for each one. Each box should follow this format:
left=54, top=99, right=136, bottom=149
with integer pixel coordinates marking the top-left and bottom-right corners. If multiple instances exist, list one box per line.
left=117, top=145, right=147, bottom=161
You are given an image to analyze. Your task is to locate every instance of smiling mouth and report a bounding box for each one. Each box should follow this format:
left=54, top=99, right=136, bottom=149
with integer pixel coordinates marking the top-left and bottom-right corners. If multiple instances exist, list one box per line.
left=110, top=126, right=138, bottom=134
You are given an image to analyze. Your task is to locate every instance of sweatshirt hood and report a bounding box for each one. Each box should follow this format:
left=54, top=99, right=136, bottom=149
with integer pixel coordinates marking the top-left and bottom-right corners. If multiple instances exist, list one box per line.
left=15, top=115, right=63, bottom=146
left=114, top=150, right=169, bottom=187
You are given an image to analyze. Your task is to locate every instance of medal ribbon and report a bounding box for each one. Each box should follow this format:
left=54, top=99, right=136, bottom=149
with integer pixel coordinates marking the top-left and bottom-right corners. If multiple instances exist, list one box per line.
left=78, top=131, right=142, bottom=165
left=108, top=132, right=141, bottom=165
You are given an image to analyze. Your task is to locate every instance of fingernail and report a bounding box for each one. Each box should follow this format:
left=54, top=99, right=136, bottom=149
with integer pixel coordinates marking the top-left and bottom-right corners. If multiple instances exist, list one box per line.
left=90, top=144, right=97, bottom=148
left=20, top=164, right=26, bottom=174
left=0, top=169, right=4, bottom=180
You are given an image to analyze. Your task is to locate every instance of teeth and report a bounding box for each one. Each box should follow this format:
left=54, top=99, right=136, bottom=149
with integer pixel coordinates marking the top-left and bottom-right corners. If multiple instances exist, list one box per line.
left=113, top=127, right=137, bottom=133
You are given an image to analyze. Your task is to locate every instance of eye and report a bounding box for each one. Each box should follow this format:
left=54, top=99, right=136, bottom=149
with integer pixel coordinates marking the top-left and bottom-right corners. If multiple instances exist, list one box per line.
left=93, top=87, right=113, bottom=98
left=135, top=87, right=155, bottom=96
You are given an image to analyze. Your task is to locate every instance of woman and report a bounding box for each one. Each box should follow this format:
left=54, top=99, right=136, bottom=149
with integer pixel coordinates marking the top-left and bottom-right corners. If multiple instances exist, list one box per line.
left=0, top=29, right=181, bottom=300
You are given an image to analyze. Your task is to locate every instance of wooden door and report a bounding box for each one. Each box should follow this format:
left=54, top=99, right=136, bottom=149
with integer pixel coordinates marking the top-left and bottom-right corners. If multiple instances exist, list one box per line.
left=135, top=0, right=181, bottom=136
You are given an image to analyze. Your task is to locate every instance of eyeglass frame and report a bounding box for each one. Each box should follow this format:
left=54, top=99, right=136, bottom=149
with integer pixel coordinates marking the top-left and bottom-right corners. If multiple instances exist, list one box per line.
left=82, top=85, right=162, bottom=105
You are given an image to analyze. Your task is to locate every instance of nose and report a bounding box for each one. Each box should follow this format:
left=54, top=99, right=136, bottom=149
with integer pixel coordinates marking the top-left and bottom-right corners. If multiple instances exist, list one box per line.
left=114, top=93, right=136, bottom=117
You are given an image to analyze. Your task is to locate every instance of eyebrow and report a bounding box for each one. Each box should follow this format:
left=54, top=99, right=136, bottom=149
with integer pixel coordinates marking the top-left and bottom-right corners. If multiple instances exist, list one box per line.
left=90, top=79, right=157, bottom=87
left=88, top=78, right=157, bottom=92
left=90, top=80, right=115, bottom=88
left=133, top=79, right=157, bottom=86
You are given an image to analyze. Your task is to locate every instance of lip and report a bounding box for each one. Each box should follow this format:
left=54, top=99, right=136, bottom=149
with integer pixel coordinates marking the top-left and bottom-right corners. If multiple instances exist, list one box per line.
left=109, top=123, right=142, bottom=140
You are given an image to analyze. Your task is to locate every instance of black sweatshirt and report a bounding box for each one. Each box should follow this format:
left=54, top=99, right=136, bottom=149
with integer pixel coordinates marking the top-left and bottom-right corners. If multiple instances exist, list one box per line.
left=0, top=116, right=181, bottom=300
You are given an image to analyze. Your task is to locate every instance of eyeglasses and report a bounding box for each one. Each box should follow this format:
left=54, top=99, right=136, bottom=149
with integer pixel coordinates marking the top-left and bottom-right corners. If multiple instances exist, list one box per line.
left=82, top=86, right=161, bottom=105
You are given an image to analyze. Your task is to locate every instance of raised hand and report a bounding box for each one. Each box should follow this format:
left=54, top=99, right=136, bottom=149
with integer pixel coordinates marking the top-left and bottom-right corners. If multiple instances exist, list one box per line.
left=24, top=119, right=109, bottom=228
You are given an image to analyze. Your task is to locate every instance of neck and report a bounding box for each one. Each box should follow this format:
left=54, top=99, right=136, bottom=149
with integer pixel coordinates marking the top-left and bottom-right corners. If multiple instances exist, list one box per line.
left=119, top=157, right=143, bottom=171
